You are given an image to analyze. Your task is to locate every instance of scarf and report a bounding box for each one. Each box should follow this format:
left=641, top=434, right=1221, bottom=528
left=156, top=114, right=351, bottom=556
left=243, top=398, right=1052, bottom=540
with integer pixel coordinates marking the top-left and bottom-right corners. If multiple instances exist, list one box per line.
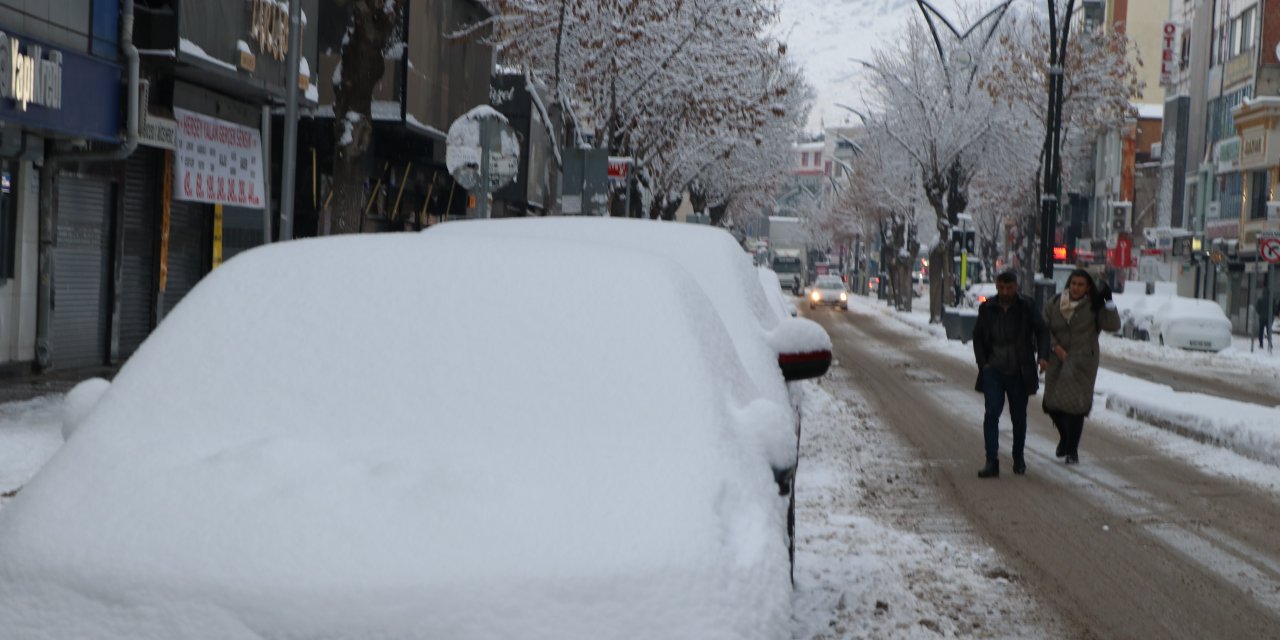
left=1059, top=293, right=1086, bottom=324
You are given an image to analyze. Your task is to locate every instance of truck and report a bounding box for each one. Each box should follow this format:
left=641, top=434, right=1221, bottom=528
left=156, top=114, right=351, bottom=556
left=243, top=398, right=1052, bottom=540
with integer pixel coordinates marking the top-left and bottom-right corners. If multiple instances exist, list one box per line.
left=768, top=216, right=808, bottom=293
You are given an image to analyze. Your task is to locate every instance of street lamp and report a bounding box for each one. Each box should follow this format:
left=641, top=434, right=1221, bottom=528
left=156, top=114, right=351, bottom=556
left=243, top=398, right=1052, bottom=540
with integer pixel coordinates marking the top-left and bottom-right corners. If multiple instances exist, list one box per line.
left=1039, top=0, right=1077, bottom=281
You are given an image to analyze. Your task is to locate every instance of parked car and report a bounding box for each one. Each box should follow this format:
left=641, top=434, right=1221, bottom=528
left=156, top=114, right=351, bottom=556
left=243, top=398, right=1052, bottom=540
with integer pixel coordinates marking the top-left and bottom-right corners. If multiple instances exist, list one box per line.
left=1111, top=282, right=1152, bottom=337
left=809, top=275, right=849, bottom=310
left=428, top=218, right=832, bottom=570
left=0, top=227, right=830, bottom=638
left=759, top=267, right=799, bottom=319
left=1120, top=282, right=1176, bottom=341
left=964, top=282, right=998, bottom=308
left=1150, top=297, right=1232, bottom=352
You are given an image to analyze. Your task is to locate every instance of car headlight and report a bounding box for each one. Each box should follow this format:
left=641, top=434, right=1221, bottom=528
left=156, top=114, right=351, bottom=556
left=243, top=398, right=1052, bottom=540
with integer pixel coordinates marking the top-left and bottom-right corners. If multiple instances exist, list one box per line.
left=810, top=291, right=821, bottom=301
left=839, top=292, right=848, bottom=301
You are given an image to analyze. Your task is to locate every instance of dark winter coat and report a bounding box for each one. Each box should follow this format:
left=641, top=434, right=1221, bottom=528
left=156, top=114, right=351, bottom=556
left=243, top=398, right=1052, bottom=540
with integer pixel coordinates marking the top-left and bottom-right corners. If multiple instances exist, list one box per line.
left=972, top=293, right=1049, bottom=394
left=1041, top=295, right=1121, bottom=416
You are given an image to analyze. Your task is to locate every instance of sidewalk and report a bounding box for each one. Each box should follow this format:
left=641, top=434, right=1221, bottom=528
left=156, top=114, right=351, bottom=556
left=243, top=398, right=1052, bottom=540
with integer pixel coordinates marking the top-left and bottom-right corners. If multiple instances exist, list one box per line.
left=0, top=366, right=119, bottom=405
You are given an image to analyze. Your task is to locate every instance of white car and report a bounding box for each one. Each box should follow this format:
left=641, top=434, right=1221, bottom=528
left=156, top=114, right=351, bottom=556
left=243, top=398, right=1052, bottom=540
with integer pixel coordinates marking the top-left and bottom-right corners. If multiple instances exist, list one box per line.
left=1120, top=282, right=1176, bottom=341
left=808, top=275, right=849, bottom=310
left=1150, top=297, right=1233, bottom=352
left=0, top=228, right=831, bottom=638
left=759, top=266, right=799, bottom=319
left=964, top=282, right=998, bottom=308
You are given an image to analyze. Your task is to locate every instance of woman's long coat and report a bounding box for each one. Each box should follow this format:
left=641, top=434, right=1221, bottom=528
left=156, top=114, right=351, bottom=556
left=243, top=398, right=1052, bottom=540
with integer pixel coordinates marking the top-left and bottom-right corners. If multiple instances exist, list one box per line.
left=1042, top=296, right=1121, bottom=416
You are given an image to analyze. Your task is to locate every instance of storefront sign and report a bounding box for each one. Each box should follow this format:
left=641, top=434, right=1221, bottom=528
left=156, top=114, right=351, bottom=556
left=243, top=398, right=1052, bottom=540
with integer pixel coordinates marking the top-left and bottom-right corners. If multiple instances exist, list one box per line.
left=0, top=30, right=119, bottom=141
left=1160, top=23, right=1177, bottom=87
left=249, top=0, right=299, bottom=62
left=0, top=31, right=62, bottom=111
left=172, top=107, right=265, bottom=208
left=139, top=114, right=178, bottom=150
left=1241, top=127, right=1267, bottom=167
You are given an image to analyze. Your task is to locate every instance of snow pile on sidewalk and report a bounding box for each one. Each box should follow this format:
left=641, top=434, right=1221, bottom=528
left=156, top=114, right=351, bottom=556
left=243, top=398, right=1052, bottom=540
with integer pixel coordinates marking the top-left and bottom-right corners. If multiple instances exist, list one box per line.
left=0, top=396, right=64, bottom=508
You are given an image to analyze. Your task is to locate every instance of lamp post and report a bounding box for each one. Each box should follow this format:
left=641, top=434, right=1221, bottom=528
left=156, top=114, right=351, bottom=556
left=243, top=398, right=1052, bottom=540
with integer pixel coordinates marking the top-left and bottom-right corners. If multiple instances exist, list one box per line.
left=1039, top=0, right=1077, bottom=281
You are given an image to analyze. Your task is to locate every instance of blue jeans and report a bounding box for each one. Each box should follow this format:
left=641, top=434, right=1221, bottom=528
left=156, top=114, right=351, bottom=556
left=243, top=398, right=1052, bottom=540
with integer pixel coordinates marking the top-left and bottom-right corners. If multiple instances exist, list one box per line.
left=981, top=368, right=1028, bottom=462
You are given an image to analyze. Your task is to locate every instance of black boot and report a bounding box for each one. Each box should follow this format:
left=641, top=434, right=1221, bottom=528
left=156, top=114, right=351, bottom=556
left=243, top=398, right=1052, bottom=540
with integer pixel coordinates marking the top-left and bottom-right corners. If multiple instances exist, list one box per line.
left=1013, top=455, right=1026, bottom=475
left=977, top=459, right=999, bottom=478
left=1051, top=414, right=1066, bottom=457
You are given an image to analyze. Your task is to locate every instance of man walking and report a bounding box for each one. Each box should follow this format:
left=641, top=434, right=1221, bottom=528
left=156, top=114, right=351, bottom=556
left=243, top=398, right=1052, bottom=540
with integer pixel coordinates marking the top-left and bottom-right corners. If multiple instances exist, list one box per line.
left=1257, top=287, right=1275, bottom=352
left=972, top=270, right=1050, bottom=478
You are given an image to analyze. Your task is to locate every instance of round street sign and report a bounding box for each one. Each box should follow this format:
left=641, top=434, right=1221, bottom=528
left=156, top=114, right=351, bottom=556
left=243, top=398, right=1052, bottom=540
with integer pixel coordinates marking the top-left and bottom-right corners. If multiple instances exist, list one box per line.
left=446, top=106, right=521, bottom=192
left=1260, top=235, right=1280, bottom=264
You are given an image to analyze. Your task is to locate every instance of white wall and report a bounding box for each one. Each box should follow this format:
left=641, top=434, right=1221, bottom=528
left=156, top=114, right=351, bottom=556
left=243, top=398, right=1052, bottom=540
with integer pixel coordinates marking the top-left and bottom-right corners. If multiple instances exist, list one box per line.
left=0, top=160, right=41, bottom=365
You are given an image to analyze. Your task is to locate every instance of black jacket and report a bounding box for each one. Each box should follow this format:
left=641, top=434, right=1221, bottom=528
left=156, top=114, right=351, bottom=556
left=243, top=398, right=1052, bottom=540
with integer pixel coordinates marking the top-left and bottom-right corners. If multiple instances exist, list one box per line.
left=972, top=293, right=1050, bottom=393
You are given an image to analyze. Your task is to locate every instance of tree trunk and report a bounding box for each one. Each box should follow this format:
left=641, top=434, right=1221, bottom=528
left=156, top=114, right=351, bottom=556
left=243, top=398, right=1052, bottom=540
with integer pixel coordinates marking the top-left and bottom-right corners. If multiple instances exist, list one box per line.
left=330, top=0, right=401, bottom=234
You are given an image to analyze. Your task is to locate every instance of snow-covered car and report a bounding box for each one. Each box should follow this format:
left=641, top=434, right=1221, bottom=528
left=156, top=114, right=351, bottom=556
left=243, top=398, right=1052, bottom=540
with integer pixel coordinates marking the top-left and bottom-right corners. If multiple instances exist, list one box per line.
left=1150, top=297, right=1232, bottom=352
left=759, top=266, right=799, bottom=318
left=964, top=282, right=998, bottom=308
left=808, top=275, right=849, bottom=310
left=0, top=230, right=830, bottom=639
left=1109, top=288, right=1145, bottom=336
left=1120, top=282, right=1176, bottom=341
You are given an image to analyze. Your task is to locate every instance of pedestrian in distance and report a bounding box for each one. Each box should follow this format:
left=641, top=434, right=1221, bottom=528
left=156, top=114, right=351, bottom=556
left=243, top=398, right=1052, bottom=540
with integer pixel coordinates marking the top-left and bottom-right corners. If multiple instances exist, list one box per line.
left=971, top=270, right=1050, bottom=478
left=1256, top=287, right=1275, bottom=352
left=1041, top=269, right=1121, bottom=465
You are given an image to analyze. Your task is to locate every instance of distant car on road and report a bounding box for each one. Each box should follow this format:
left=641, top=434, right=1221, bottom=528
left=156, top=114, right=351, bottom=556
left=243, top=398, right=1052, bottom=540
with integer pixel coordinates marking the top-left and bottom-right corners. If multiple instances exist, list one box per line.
left=809, top=275, right=849, bottom=310
left=1150, top=297, right=1232, bottom=352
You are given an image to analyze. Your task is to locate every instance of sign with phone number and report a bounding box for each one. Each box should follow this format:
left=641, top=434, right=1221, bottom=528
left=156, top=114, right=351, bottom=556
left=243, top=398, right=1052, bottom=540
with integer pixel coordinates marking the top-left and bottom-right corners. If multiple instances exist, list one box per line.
left=172, top=107, right=265, bottom=208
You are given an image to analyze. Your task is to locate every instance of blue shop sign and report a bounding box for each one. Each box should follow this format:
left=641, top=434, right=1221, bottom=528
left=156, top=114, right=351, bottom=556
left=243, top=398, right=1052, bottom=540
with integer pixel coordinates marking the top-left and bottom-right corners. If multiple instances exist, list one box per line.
left=0, top=29, right=121, bottom=143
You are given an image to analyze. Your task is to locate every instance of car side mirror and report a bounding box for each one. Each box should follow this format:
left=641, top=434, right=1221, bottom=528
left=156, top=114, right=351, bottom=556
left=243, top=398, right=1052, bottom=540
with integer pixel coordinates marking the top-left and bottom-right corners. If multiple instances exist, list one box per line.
left=769, top=317, right=833, bottom=381
left=62, top=377, right=111, bottom=440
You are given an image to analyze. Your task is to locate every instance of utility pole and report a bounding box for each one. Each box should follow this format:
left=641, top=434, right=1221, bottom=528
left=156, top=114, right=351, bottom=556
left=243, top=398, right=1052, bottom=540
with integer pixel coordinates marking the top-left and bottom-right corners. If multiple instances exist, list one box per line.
left=1040, top=0, right=1077, bottom=281
left=278, top=0, right=303, bottom=240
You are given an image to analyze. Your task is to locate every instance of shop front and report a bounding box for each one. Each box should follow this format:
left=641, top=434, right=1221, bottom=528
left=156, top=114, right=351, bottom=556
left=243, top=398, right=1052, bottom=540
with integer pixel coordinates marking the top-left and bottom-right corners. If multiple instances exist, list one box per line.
left=0, top=22, right=122, bottom=370
left=1230, top=98, right=1280, bottom=334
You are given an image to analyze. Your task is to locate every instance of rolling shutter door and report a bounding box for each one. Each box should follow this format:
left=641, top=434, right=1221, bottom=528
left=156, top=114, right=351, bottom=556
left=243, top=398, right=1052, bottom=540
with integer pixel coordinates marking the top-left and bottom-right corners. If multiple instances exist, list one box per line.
left=51, top=176, right=111, bottom=369
left=120, top=151, right=157, bottom=356
left=161, top=200, right=207, bottom=319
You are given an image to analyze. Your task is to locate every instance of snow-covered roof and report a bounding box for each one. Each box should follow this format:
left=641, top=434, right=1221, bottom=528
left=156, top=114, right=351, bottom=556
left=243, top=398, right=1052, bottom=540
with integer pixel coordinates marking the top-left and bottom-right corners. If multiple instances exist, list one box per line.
left=1133, top=103, right=1163, bottom=120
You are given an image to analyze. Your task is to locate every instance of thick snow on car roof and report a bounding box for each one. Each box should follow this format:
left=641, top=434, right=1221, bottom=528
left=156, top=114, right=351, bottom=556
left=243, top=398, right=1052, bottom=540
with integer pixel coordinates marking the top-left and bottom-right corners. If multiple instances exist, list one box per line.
left=428, top=217, right=791, bottom=404
left=0, top=233, right=793, bottom=638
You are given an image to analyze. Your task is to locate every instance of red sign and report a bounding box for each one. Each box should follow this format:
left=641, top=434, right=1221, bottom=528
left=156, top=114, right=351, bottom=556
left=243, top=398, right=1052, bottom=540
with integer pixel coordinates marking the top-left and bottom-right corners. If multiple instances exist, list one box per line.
left=1160, top=23, right=1177, bottom=87
left=607, top=156, right=631, bottom=179
left=1053, top=245, right=1068, bottom=262
left=1261, top=236, right=1280, bottom=264
left=1111, top=234, right=1134, bottom=269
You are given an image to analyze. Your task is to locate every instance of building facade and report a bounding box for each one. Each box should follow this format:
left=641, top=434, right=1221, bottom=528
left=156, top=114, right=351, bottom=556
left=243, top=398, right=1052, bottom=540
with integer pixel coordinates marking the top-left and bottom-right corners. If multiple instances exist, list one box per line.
left=0, top=0, right=123, bottom=371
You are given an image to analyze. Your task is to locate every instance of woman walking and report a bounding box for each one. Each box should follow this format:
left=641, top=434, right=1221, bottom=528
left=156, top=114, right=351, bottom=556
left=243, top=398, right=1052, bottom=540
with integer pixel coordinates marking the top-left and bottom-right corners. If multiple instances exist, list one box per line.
left=1042, top=269, right=1121, bottom=464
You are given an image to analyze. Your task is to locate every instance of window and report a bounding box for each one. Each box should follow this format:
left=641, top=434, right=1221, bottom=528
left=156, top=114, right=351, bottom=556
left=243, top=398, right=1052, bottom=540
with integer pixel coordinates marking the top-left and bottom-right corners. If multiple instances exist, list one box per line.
left=0, top=162, right=14, bottom=280
left=1219, top=172, right=1243, bottom=220
left=1180, top=34, right=1191, bottom=70
left=1239, top=8, right=1254, bottom=55
left=1208, top=86, right=1253, bottom=144
left=1250, top=170, right=1269, bottom=220
left=800, top=153, right=808, bottom=167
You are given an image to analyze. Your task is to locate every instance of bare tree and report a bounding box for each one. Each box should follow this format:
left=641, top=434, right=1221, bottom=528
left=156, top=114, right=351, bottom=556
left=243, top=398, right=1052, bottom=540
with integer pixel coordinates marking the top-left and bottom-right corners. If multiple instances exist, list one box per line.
left=329, top=0, right=404, bottom=234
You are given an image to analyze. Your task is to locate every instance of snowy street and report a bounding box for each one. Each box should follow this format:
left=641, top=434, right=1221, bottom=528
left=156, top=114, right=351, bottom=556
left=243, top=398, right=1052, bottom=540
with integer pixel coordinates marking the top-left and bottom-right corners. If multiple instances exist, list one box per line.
left=793, top=293, right=1280, bottom=638
left=5, top=291, right=1280, bottom=637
